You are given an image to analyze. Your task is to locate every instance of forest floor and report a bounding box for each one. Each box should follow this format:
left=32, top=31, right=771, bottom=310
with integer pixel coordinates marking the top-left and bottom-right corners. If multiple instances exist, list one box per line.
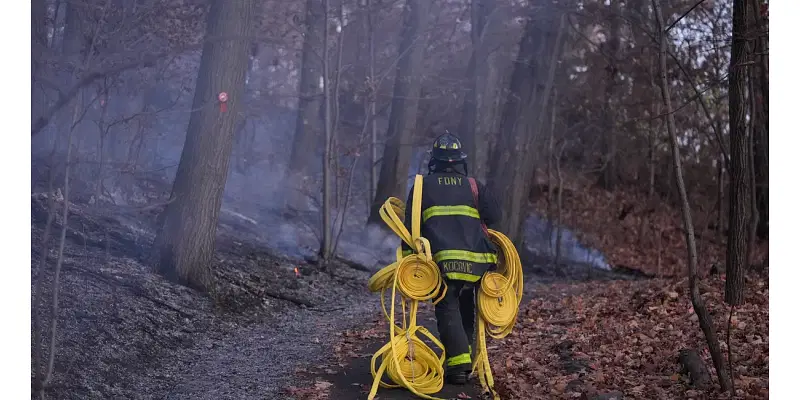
left=288, top=174, right=770, bottom=400
left=30, top=172, right=768, bottom=400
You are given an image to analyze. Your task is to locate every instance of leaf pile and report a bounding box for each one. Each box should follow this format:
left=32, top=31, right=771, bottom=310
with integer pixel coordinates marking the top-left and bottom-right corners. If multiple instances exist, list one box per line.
left=490, top=276, right=768, bottom=400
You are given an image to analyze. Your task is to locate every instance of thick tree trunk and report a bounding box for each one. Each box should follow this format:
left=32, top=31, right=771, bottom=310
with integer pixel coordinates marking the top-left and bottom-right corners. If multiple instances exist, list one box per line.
left=652, top=0, right=732, bottom=392
left=150, top=0, right=254, bottom=292
left=487, top=5, right=561, bottom=243
left=287, top=0, right=326, bottom=193
left=367, top=0, right=431, bottom=224
left=725, top=0, right=750, bottom=307
left=749, top=0, right=768, bottom=240
left=457, top=0, right=495, bottom=178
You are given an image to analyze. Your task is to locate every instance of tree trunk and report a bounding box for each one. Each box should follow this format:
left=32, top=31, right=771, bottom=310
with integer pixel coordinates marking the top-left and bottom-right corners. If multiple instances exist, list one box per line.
left=748, top=0, right=768, bottom=240
left=717, top=155, right=725, bottom=244
left=554, top=142, right=565, bottom=269
left=652, top=0, right=732, bottom=391
left=321, top=0, right=333, bottom=263
left=367, top=0, right=431, bottom=224
left=31, top=0, right=48, bottom=124
left=746, top=72, right=759, bottom=268
left=725, top=0, right=750, bottom=307
left=331, top=0, right=345, bottom=212
left=546, top=89, right=557, bottom=217
left=150, top=0, right=254, bottom=292
left=599, top=2, right=621, bottom=190
left=457, top=0, right=495, bottom=178
left=288, top=0, right=326, bottom=194
left=365, top=0, right=379, bottom=209
left=487, top=5, right=562, bottom=243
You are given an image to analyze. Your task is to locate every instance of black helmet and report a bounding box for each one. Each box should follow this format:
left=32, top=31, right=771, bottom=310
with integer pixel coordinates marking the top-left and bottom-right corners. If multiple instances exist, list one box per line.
left=430, top=132, right=467, bottom=162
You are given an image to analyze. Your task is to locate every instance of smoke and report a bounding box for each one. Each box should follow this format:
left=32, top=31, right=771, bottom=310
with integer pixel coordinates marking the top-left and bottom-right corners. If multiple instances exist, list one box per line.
left=30, top=18, right=611, bottom=275
left=523, top=214, right=611, bottom=270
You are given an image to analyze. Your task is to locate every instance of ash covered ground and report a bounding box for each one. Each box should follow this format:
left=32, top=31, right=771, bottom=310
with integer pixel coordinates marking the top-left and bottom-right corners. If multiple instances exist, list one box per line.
left=31, top=187, right=389, bottom=399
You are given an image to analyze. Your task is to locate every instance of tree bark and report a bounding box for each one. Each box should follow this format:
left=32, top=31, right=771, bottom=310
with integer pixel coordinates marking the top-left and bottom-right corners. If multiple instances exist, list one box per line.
left=725, top=0, right=750, bottom=307
left=331, top=0, right=345, bottom=211
left=652, top=0, right=732, bottom=391
left=365, top=0, right=379, bottom=208
left=487, top=4, right=562, bottom=243
left=746, top=60, right=759, bottom=268
left=748, top=0, right=768, bottom=240
left=150, top=0, right=254, bottom=292
left=321, top=0, right=333, bottom=263
left=554, top=142, right=565, bottom=269
left=288, top=0, right=326, bottom=188
left=457, top=0, right=495, bottom=178
left=367, top=0, right=431, bottom=224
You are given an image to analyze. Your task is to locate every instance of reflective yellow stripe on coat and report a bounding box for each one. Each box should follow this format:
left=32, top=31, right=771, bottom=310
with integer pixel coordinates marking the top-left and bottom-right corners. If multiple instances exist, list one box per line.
left=433, top=250, right=498, bottom=264
left=422, top=205, right=480, bottom=222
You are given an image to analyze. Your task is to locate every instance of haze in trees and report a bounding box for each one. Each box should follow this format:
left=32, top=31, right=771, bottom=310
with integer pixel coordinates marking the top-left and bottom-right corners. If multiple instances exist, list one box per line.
left=29, top=0, right=769, bottom=398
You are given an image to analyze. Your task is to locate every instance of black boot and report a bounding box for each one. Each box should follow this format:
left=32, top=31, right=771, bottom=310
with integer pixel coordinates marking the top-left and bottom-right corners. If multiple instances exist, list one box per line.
left=446, top=370, right=469, bottom=385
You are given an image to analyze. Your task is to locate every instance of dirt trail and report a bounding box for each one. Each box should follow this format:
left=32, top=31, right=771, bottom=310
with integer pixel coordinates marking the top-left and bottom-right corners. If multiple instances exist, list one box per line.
left=323, top=263, right=640, bottom=400
left=159, top=299, right=380, bottom=399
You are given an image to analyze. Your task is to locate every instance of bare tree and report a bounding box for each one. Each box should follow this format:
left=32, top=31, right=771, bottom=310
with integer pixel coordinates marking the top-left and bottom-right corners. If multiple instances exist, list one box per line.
left=554, top=140, right=566, bottom=268
left=150, top=0, right=254, bottom=291
left=457, top=0, right=495, bottom=178
left=599, top=2, right=622, bottom=190
left=652, top=0, right=732, bottom=391
left=365, top=0, right=379, bottom=205
left=367, top=0, right=432, bottom=224
left=725, top=0, right=751, bottom=307
left=748, top=0, right=768, bottom=240
left=31, top=0, right=48, bottom=124
left=321, top=0, right=333, bottom=263
left=287, top=0, right=327, bottom=198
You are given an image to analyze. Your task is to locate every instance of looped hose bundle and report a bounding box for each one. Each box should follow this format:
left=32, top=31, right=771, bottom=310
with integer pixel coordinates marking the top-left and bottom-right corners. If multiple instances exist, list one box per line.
left=367, top=175, right=523, bottom=400
left=472, top=229, right=523, bottom=400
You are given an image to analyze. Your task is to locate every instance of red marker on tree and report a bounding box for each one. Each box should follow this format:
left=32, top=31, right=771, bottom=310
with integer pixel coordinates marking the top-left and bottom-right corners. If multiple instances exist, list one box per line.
left=218, top=92, right=229, bottom=112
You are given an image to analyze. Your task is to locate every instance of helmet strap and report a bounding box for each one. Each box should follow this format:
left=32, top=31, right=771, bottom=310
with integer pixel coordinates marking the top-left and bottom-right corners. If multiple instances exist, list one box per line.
left=428, top=159, right=468, bottom=176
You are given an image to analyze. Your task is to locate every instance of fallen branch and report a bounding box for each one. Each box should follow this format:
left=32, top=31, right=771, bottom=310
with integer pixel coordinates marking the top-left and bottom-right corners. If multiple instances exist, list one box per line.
left=262, top=288, right=317, bottom=308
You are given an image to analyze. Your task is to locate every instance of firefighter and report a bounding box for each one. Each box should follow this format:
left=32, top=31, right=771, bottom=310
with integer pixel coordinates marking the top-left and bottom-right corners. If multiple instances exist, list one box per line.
left=400, top=132, right=501, bottom=385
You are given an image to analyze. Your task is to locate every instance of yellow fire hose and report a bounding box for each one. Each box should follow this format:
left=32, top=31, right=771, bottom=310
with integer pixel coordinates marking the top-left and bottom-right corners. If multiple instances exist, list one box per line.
left=366, top=175, right=523, bottom=400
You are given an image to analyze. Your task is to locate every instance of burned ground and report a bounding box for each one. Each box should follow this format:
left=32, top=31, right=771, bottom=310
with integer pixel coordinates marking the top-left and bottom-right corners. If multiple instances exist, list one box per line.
left=31, top=193, right=381, bottom=399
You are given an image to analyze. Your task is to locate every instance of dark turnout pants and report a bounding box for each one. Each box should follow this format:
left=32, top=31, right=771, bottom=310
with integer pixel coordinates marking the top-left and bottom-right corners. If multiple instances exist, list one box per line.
left=435, top=279, right=476, bottom=375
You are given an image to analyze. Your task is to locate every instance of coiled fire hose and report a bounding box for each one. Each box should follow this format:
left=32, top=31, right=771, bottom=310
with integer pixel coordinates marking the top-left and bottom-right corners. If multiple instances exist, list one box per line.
left=367, top=175, right=523, bottom=400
